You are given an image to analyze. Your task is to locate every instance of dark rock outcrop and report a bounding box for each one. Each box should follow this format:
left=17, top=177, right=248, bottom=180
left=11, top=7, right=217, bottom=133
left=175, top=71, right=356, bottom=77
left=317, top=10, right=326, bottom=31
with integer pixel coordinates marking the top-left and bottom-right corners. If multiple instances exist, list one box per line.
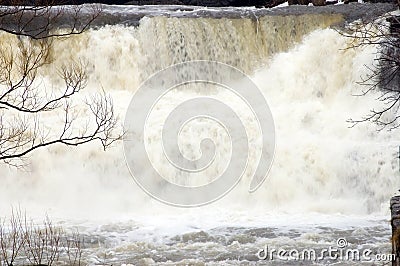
left=387, top=16, right=400, bottom=34
left=288, top=0, right=310, bottom=5
left=391, top=196, right=400, bottom=266
left=311, top=0, right=326, bottom=5
left=263, top=0, right=285, bottom=6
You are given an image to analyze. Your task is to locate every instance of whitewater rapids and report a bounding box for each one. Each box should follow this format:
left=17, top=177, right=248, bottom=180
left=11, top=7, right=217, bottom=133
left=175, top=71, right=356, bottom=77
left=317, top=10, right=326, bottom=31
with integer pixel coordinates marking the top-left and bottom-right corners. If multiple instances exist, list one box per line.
left=0, top=5, right=398, bottom=265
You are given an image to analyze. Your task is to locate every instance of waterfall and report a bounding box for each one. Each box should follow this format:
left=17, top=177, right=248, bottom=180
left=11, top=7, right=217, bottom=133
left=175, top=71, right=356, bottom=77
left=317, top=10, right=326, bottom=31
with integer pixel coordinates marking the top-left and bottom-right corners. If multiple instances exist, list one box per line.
left=0, top=10, right=398, bottom=219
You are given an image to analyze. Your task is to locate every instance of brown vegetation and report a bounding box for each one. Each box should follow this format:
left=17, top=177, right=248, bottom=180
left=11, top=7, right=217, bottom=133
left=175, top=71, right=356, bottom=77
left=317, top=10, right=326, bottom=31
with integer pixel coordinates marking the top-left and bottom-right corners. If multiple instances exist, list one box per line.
left=0, top=209, right=84, bottom=266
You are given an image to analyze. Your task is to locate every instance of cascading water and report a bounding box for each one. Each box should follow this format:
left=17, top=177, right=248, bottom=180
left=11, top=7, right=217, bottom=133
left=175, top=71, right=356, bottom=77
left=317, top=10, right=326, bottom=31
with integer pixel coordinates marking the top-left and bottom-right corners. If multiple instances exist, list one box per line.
left=0, top=5, right=399, bottom=265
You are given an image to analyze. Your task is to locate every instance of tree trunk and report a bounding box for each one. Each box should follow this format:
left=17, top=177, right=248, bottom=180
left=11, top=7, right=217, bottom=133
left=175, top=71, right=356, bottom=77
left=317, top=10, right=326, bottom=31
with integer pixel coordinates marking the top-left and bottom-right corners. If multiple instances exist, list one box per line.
left=391, top=196, right=400, bottom=266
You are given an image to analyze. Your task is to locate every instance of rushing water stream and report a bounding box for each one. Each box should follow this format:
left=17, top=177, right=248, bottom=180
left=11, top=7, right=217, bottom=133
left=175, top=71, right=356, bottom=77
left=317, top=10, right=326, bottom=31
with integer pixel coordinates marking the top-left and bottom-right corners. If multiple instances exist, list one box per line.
left=0, top=3, right=399, bottom=265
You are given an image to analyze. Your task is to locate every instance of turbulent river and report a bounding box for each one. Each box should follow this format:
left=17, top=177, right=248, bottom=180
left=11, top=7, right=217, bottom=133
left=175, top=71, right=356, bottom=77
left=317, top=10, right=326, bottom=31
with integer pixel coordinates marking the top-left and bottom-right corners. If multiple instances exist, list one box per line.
left=0, top=3, right=399, bottom=265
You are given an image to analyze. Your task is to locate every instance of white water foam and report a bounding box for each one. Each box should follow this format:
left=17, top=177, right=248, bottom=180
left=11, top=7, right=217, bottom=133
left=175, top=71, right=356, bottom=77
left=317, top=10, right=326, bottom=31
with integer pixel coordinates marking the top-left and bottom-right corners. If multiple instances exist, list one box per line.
left=0, top=14, right=398, bottom=264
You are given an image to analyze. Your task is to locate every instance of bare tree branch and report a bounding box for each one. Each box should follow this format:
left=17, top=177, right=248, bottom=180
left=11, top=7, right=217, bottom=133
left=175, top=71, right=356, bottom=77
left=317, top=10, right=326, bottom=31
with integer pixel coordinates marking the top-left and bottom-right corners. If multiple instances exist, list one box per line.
left=0, top=208, right=85, bottom=265
left=0, top=1, right=122, bottom=167
left=0, top=1, right=102, bottom=40
left=341, top=13, right=400, bottom=130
